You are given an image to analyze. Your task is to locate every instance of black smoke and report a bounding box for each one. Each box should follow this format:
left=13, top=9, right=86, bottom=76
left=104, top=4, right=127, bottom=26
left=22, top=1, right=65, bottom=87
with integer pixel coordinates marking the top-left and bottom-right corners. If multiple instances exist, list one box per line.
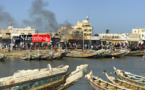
left=59, top=20, right=72, bottom=27
left=23, top=0, right=59, bottom=32
left=0, top=5, right=17, bottom=29
left=0, top=0, right=72, bottom=32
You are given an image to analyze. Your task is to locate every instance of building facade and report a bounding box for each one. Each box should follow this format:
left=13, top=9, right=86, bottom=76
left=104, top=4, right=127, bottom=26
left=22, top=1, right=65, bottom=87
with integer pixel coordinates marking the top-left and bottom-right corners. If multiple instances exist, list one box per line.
left=0, top=26, right=35, bottom=49
left=57, top=18, right=93, bottom=44
left=132, top=28, right=145, bottom=42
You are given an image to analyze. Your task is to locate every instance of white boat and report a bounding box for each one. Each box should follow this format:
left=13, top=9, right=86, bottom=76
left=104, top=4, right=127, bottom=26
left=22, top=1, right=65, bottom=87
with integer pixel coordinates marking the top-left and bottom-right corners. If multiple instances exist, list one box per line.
left=0, top=64, right=69, bottom=90
left=57, top=64, right=88, bottom=90
left=0, top=64, right=88, bottom=90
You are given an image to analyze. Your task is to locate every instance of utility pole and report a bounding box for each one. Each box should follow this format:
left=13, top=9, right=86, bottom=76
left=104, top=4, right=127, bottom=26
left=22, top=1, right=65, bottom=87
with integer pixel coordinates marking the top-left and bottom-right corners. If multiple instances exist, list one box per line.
left=10, top=22, right=13, bottom=51
left=83, top=27, right=84, bottom=51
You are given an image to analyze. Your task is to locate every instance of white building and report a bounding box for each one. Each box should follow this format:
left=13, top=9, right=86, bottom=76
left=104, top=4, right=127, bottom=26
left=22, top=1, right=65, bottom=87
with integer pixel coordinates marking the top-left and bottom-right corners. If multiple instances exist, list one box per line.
left=99, top=33, right=129, bottom=43
left=132, top=28, right=145, bottom=41
left=8, top=26, right=35, bottom=37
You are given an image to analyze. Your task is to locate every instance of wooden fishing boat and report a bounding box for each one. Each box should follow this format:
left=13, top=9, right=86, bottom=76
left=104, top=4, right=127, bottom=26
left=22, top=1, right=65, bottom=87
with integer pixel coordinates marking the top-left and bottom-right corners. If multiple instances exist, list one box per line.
left=85, top=71, right=128, bottom=90
left=104, top=71, right=145, bottom=90
left=30, top=53, right=39, bottom=60
left=57, top=64, right=88, bottom=90
left=126, top=50, right=144, bottom=56
left=40, top=52, right=52, bottom=60
left=20, top=54, right=30, bottom=60
left=0, top=64, right=88, bottom=90
left=93, top=49, right=106, bottom=58
left=114, top=67, right=145, bottom=87
left=0, top=53, right=7, bottom=61
left=52, top=51, right=62, bottom=59
left=66, top=50, right=97, bottom=58
left=105, top=51, right=124, bottom=58
left=105, top=49, right=129, bottom=58
left=0, top=64, right=69, bottom=90
left=59, top=50, right=68, bottom=59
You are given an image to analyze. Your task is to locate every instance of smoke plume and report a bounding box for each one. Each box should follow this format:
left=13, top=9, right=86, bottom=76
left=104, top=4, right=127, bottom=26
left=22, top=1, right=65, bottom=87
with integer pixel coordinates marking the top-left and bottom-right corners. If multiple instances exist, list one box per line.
left=0, top=0, right=72, bottom=32
left=0, top=6, right=17, bottom=29
left=59, top=20, right=72, bottom=27
left=23, top=0, right=59, bottom=32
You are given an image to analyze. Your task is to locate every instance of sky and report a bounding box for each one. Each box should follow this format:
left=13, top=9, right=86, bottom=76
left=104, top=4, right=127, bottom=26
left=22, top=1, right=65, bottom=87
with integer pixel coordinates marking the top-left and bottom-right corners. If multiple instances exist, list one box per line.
left=0, top=0, right=145, bottom=34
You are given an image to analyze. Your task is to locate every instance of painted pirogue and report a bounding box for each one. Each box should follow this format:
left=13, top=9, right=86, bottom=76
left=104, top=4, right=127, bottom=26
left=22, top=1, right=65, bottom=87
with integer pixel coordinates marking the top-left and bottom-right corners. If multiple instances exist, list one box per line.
left=104, top=71, right=145, bottom=90
left=20, top=54, right=30, bottom=60
left=105, top=49, right=130, bottom=58
left=66, top=50, right=98, bottom=58
left=85, top=71, right=128, bottom=90
left=114, top=67, right=145, bottom=87
left=0, top=64, right=69, bottom=90
left=126, top=50, right=145, bottom=56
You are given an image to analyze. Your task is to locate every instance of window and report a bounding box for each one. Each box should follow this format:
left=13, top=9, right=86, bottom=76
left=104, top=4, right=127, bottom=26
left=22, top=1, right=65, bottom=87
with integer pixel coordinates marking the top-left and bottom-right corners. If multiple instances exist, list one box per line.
left=6, top=33, right=10, bottom=37
left=6, top=33, right=10, bottom=35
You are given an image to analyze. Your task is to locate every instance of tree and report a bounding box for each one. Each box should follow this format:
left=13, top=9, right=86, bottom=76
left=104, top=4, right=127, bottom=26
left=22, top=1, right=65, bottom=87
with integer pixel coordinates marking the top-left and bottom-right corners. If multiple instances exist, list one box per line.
left=106, top=29, right=110, bottom=33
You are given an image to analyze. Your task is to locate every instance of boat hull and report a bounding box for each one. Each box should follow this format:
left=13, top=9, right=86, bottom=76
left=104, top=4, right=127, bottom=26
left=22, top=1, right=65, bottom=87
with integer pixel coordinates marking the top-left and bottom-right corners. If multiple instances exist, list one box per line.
left=11, top=73, right=66, bottom=90
left=0, top=54, right=7, bottom=61
left=114, top=67, right=145, bottom=87
left=85, top=71, right=128, bottom=90
left=0, top=56, right=6, bottom=61
left=0, top=65, right=69, bottom=90
left=126, top=51, right=144, bottom=56
left=104, top=72, right=145, bottom=90
left=66, top=51, right=97, bottom=58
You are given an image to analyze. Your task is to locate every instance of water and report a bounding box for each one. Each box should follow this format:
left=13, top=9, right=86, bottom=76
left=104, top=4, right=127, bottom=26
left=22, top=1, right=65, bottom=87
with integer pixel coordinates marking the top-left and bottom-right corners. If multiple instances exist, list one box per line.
left=0, top=56, right=145, bottom=90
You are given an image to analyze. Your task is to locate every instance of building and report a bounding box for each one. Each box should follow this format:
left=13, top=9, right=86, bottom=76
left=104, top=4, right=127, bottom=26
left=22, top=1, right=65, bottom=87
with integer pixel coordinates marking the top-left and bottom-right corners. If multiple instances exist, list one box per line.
left=57, top=26, right=73, bottom=43
left=132, top=28, right=145, bottom=43
left=0, top=26, right=35, bottom=49
left=57, top=17, right=93, bottom=44
left=99, top=33, right=128, bottom=44
left=72, top=20, right=93, bottom=40
left=90, top=35, right=100, bottom=45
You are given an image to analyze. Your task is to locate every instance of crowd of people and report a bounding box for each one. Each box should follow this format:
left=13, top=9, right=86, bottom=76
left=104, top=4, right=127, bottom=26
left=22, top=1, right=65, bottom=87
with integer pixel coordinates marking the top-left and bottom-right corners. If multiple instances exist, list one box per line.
left=1, top=41, right=144, bottom=52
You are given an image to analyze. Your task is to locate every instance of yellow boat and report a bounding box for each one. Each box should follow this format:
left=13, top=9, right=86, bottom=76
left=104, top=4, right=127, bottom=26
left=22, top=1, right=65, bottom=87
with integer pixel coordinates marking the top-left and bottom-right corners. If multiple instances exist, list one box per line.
left=114, top=67, right=145, bottom=87
left=85, top=71, right=129, bottom=90
left=126, top=50, right=144, bottom=56
left=104, top=71, right=145, bottom=90
left=66, top=50, right=97, bottom=58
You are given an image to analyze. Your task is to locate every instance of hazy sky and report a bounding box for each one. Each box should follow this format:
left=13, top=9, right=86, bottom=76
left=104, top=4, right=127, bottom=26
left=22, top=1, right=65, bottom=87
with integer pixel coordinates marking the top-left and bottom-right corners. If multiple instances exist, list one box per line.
left=0, top=0, right=145, bottom=34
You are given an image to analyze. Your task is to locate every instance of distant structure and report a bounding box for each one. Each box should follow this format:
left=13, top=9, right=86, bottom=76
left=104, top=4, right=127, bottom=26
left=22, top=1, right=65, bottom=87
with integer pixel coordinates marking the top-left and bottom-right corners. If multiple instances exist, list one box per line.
left=106, top=29, right=110, bottom=33
left=98, top=27, right=145, bottom=46
left=86, top=16, right=89, bottom=21
left=0, top=26, right=35, bottom=49
left=57, top=16, right=93, bottom=44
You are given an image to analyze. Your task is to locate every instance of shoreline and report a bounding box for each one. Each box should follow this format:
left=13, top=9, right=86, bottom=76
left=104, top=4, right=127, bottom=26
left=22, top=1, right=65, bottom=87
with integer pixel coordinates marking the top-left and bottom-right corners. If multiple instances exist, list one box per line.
left=2, top=49, right=54, bottom=57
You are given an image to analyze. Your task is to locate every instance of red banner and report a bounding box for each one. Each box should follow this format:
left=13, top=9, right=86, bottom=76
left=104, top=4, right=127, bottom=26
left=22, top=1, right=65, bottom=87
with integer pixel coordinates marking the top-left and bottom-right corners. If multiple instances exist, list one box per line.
left=32, top=35, right=50, bottom=42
